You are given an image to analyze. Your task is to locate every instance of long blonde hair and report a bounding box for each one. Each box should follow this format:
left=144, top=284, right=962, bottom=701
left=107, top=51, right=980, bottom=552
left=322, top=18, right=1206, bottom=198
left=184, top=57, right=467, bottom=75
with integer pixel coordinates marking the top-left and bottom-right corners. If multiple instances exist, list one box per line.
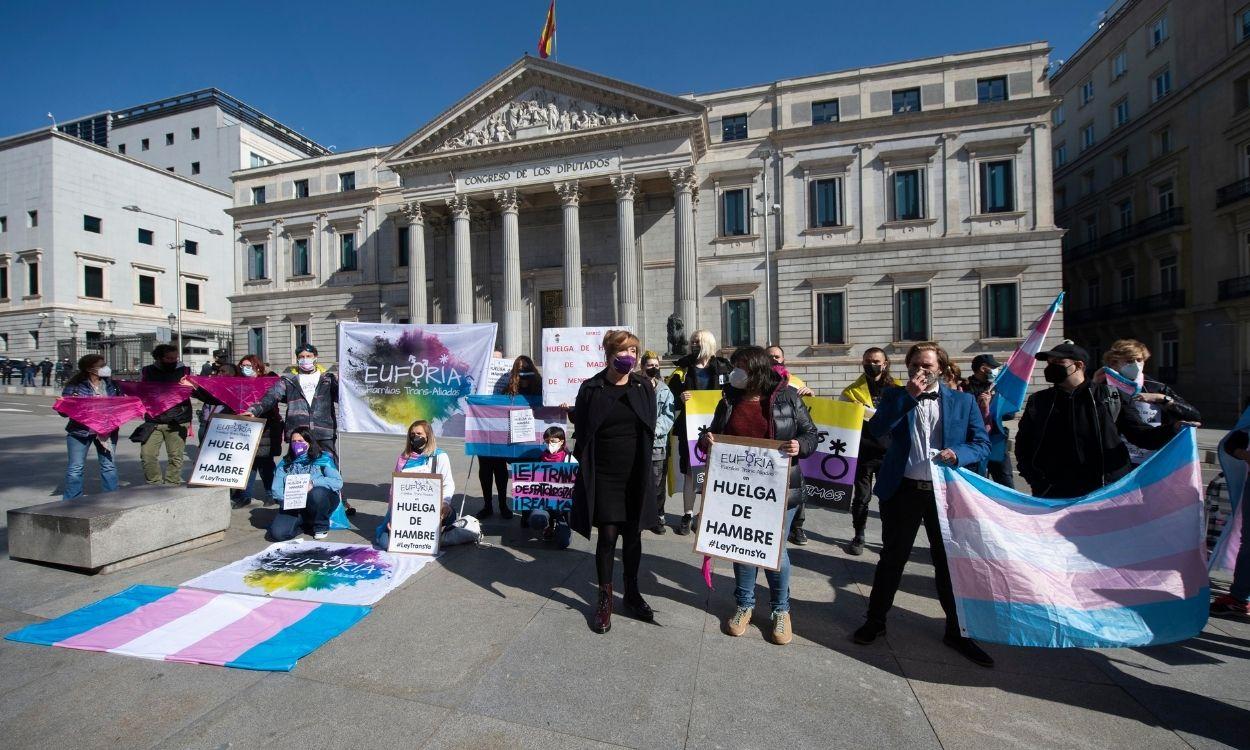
left=405, top=420, right=436, bottom=456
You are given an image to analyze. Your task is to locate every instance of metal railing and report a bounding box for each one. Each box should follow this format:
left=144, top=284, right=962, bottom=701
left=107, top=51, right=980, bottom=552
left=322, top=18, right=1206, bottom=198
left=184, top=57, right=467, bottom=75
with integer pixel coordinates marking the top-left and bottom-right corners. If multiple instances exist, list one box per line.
left=1217, top=177, right=1250, bottom=208
left=1219, top=274, right=1250, bottom=301
left=1063, top=207, right=1185, bottom=261
left=1067, top=289, right=1186, bottom=324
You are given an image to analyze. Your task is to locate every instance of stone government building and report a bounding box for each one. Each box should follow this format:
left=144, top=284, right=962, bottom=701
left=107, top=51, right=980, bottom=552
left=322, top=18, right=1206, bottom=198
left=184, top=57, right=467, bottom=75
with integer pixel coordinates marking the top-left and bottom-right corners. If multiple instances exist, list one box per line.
left=228, top=43, right=1063, bottom=390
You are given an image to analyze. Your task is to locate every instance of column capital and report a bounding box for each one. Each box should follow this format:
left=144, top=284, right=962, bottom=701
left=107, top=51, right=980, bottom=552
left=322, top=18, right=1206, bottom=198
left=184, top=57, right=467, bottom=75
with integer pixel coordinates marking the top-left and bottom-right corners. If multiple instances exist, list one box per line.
left=446, top=194, right=471, bottom=218
left=401, top=202, right=425, bottom=225
left=668, top=166, right=698, bottom=194
left=494, top=188, right=521, bottom=213
left=611, top=174, right=639, bottom=201
left=554, top=181, right=582, bottom=206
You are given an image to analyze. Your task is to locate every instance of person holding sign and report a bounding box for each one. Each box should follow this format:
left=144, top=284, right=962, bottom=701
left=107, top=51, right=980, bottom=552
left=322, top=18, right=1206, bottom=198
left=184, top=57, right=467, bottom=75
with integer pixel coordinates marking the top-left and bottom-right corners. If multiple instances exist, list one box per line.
left=570, top=330, right=658, bottom=634
left=375, top=419, right=456, bottom=550
left=268, top=428, right=343, bottom=541
left=852, top=343, right=993, bottom=667
left=642, top=351, right=676, bottom=534
left=668, top=329, right=733, bottom=535
left=477, top=356, right=543, bottom=520
left=60, top=354, right=124, bottom=500
left=840, top=347, right=899, bottom=556
left=699, top=346, right=819, bottom=646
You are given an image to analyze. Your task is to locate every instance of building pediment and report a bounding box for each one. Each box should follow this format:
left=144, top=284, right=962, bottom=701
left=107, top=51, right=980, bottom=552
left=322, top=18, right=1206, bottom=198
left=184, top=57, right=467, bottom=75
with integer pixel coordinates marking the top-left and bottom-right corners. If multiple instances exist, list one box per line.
left=383, top=57, right=706, bottom=168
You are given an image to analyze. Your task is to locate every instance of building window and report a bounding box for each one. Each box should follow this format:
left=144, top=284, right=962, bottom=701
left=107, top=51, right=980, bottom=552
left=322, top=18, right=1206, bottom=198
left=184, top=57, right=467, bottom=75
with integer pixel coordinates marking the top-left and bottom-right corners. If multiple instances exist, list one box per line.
left=815, top=292, right=845, bottom=344
left=721, top=188, right=750, bottom=236
left=339, top=233, right=357, bottom=271
left=809, top=178, right=843, bottom=227
left=191, top=162, right=200, bottom=175
left=1081, top=123, right=1096, bottom=151
left=184, top=239, right=197, bottom=255
left=1082, top=215, right=1098, bottom=243
left=249, top=152, right=272, bottom=168
left=892, top=88, right=921, bottom=113
left=721, top=114, right=748, bottom=142
left=1240, top=8, right=1250, bottom=42
left=397, top=226, right=410, bottom=267
left=1120, top=267, right=1136, bottom=301
left=0, top=333, right=6, bottom=351
left=1159, top=255, right=1178, bottom=293
left=251, top=186, right=266, bottom=205
left=1087, top=277, right=1101, bottom=308
left=1080, top=170, right=1095, bottom=196
left=1080, top=79, right=1095, bottom=106
left=897, top=288, right=929, bottom=341
left=30, top=331, right=38, bottom=349
left=141, top=138, right=150, bottom=151
left=1117, top=198, right=1134, bottom=228
left=1160, top=331, right=1179, bottom=372
left=811, top=99, right=839, bottom=124
left=1055, top=186, right=1067, bottom=210
left=27, top=262, right=38, bottom=296
left=248, top=327, right=266, bottom=360
left=293, top=238, right=310, bottom=276
left=1157, top=179, right=1175, bottom=213
left=1112, top=48, right=1128, bottom=79
left=1244, top=143, right=1250, bottom=178
left=1157, top=127, right=1173, bottom=156
left=165, top=133, right=174, bottom=146
left=1113, top=97, right=1130, bottom=128
left=293, top=324, right=309, bottom=352
left=1152, top=68, right=1172, bottom=102
left=339, top=172, right=355, bottom=191
left=191, top=127, right=200, bottom=140
left=26, top=210, right=37, bottom=228
left=248, top=244, right=267, bottom=280
left=294, top=179, right=309, bottom=198
left=138, top=228, right=154, bottom=245
left=1054, top=143, right=1067, bottom=167
left=1114, top=150, right=1130, bottom=178
left=83, top=266, right=104, bottom=299
left=166, top=167, right=175, bottom=173
left=184, top=281, right=201, bottom=311
left=118, top=143, right=126, bottom=155
left=1053, top=103, right=1065, bottom=125
left=984, top=283, right=1019, bottom=338
left=891, top=169, right=925, bottom=220
left=979, top=160, right=1015, bottom=213
left=977, top=76, right=1008, bottom=104
left=1150, top=15, right=1169, bottom=48
left=0, top=216, right=6, bottom=232
left=725, top=298, right=752, bottom=347
left=83, top=215, right=102, bottom=233
left=0, top=266, right=8, bottom=299
left=138, top=274, right=156, bottom=306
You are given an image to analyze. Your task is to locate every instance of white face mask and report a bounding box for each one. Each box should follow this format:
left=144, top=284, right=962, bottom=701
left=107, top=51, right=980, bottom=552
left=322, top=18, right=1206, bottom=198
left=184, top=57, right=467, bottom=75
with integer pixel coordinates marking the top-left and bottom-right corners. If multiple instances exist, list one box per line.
left=297, top=358, right=316, bottom=372
left=95, top=365, right=112, bottom=378
left=728, top=367, right=748, bottom=389
left=1117, top=360, right=1143, bottom=381
left=546, top=441, right=564, bottom=453
left=240, top=365, right=256, bottom=377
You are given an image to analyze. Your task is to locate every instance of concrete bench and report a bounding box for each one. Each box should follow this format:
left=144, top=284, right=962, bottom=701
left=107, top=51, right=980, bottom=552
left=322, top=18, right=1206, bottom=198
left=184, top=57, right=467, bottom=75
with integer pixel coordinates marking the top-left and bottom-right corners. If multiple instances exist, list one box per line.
left=8, top=485, right=229, bottom=573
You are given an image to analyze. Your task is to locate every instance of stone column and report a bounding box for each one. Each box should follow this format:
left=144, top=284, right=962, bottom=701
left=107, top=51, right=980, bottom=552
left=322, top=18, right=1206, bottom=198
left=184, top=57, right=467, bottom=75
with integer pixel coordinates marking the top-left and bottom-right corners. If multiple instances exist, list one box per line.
left=1030, top=122, right=1055, bottom=230
left=446, top=195, right=474, bottom=323
left=611, top=174, right=639, bottom=331
left=494, top=188, right=523, bottom=356
left=403, top=203, right=427, bottom=323
left=670, top=167, right=699, bottom=332
left=555, top=181, right=583, bottom=327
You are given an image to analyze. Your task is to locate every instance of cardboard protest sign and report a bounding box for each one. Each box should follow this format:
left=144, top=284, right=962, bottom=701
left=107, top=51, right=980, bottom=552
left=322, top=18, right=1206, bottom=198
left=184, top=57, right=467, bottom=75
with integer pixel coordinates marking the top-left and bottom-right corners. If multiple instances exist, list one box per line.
left=283, top=474, right=312, bottom=510
left=189, top=415, right=265, bottom=489
left=387, top=473, right=442, bottom=556
left=540, top=326, right=632, bottom=407
left=509, top=462, right=578, bottom=512
left=799, top=397, right=865, bottom=509
left=694, top=435, right=791, bottom=572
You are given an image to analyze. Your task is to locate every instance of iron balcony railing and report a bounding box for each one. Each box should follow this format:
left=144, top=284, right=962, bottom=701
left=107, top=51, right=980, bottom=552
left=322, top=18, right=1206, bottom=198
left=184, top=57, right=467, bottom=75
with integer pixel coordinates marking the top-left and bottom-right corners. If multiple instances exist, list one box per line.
left=1217, top=177, right=1250, bottom=208
left=1067, top=289, right=1186, bottom=325
left=1218, top=274, right=1250, bottom=301
left=1063, top=207, right=1185, bottom=261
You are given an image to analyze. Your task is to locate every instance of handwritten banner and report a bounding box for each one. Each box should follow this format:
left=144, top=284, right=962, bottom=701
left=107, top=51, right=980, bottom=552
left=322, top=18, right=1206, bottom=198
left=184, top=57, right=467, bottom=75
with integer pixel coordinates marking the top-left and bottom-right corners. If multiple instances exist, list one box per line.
left=509, top=462, right=578, bottom=512
left=540, top=326, right=632, bottom=407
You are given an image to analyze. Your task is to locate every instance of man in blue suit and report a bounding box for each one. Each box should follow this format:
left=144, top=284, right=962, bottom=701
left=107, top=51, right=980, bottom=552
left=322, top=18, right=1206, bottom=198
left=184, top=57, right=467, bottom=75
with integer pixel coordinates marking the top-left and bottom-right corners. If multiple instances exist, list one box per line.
left=852, top=342, right=994, bottom=667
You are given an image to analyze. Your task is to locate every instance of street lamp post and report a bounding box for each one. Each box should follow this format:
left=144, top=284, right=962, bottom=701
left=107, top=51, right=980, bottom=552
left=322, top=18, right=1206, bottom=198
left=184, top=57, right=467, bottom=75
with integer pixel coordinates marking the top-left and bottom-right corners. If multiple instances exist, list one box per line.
left=69, top=319, right=78, bottom=362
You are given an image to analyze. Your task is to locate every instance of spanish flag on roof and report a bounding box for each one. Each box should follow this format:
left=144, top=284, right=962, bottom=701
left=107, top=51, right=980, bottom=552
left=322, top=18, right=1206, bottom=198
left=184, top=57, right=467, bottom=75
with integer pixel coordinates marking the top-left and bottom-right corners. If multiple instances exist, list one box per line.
left=538, top=0, right=556, bottom=59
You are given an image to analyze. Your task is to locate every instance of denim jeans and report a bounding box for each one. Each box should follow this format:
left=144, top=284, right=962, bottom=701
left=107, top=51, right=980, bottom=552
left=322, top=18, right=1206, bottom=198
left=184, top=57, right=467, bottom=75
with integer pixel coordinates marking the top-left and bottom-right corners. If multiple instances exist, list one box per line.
left=1230, top=492, right=1250, bottom=602
left=64, top=434, right=118, bottom=500
left=733, top=504, right=799, bottom=614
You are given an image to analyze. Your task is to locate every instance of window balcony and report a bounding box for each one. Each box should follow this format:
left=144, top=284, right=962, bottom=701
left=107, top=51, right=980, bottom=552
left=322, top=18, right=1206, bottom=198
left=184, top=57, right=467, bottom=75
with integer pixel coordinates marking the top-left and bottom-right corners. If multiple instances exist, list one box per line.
left=1063, top=207, right=1185, bottom=261
left=1218, top=274, right=1250, bottom=301
left=1067, top=289, right=1186, bottom=325
left=1217, top=177, right=1250, bottom=208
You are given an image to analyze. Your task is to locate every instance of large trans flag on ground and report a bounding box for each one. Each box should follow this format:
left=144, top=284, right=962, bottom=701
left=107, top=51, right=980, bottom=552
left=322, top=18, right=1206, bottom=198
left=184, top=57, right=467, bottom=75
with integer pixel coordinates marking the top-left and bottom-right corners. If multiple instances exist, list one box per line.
left=933, top=429, right=1208, bottom=648
left=1211, top=406, right=1250, bottom=575
left=986, top=292, right=1063, bottom=462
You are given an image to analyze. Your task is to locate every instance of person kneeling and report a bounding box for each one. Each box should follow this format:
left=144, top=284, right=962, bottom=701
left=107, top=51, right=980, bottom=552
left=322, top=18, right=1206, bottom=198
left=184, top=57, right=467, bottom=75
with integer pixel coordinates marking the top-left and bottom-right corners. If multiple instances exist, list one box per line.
left=269, top=428, right=343, bottom=541
left=375, top=420, right=456, bottom=549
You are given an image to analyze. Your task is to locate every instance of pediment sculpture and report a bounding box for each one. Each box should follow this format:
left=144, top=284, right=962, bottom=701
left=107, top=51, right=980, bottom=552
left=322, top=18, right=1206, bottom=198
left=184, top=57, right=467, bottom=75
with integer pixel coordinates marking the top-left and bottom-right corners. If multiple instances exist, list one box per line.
left=437, top=89, right=641, bottom=151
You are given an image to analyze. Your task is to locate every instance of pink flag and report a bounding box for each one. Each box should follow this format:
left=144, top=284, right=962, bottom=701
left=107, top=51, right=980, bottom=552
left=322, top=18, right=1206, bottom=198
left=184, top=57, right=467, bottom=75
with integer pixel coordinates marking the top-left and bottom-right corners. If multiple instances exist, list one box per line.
left=189, top=375, right=278, bottom=413
left=54, top=396, right=146, bottom=436
left=116, top=380, right=193, bottom=418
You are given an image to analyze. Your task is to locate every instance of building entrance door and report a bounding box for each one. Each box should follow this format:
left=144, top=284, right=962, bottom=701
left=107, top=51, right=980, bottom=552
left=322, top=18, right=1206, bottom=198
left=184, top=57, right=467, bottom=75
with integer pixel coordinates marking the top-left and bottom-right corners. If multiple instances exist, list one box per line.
left=540, top=289, right=565, bottom=330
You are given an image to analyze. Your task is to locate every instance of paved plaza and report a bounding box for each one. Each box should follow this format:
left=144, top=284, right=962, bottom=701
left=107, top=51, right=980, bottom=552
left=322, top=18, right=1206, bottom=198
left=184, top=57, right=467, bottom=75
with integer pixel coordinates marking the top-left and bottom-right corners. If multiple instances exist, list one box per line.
left=0, top=392, right=1246, bottom=749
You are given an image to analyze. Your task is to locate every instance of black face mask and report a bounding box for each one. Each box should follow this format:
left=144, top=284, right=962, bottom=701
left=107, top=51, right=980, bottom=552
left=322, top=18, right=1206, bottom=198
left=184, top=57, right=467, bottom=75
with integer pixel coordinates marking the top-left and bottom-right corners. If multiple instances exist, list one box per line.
left=408, top=435, right=427, bottom=452
left=644, top=367, right=660, bottom=379
left=1043, top=363, right=1073, bottom=384
left=863, top=363, right=883, bottom=378
left=159, top=361, right=179, bottom=371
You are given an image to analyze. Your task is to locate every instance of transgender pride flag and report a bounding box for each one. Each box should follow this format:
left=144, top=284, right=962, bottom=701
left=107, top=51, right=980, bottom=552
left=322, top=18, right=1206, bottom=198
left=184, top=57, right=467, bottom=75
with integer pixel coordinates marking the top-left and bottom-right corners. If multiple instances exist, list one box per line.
left=933, top=429, right=1209, bottom=648
left=464, top=394, right=568, bottom=459
left=1211, top=406, right=1250, bottom=575
left=986, top=292, right=1064, bottom=462
left=7, top=585, right=367, bottom=671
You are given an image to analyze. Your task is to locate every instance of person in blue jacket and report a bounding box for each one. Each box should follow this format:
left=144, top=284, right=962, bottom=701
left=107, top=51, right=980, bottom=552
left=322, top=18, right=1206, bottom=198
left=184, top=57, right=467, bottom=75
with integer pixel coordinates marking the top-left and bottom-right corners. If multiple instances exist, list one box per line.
left=60, top=354, right=122, bottom=500
left=270, top=427, right=343, bottom=541
left=852, top=342, right=994, bottom=668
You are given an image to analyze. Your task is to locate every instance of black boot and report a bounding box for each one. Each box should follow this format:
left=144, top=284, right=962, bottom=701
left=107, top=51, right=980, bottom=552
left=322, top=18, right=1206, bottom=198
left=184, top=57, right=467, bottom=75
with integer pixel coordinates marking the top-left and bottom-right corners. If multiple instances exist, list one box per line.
left=623, top=578, right=654, bottom=622
left=592, top=584, right=613, bottom=633
left=475, top=498, right=495, bottom=519
left=499, top=498, right=514, bottom=520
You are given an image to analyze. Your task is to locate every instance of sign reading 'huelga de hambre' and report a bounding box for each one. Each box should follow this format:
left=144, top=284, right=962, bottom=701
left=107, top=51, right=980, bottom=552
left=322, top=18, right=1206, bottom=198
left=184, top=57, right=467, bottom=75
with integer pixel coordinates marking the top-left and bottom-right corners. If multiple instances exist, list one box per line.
left=189, top=415, right=265, bottom=489
left=693, top=435, right=791, bottom=572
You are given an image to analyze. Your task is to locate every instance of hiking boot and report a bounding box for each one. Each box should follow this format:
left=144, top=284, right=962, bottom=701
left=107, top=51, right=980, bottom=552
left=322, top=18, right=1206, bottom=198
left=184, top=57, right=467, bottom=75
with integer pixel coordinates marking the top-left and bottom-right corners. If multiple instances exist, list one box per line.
left=845, top=536, right=865, bottom=556
left=592, top=584, right=613, bottom=634
left=1210, top=594, right=1249, bottom=617
left=769, top=611, right=793, bottom=645
left=676, top=514, right=692, bottom=536
left=725, top=607, right=751, bottom=637
left=789, top=526, right=809, bottom=545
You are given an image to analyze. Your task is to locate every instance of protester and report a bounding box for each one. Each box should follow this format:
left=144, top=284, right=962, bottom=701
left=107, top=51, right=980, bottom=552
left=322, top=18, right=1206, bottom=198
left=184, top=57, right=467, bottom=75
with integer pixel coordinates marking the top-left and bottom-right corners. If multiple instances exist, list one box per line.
left=477, top=356, right=541, bottom=520
left=55, top=358, right=70, bottom=386
left=767, top=344, right=814, bottom=545
left=1101, top=339, right=1200, bottom=465
left=642, top=351, right=676, bottom=534
left=964, top=354, right=1015, bottom=489
left=231, top=355, right=282, bottom=508
left=701, top=345, right=819, bottom=645
left=853, top=342, right=994, bottom=667
left=942, top=360, right=965, bottom=391
left=1212, top=426, right=1250, bottom=616
left=532, top=425, right=577, bottom=545
left=570, top=329, right=658, bottom=634
left=1, top=359, right=13, bottom=384
left=139, top=344, right=192, bottom=485
left=196, top=363, right=238, bottom=445
left=39, top=357, right=53, bottom=387
left=840, top=347, right=898, bottom=555
left=1014, top=342, right=1195, bottom=498
left=60, top=354, right=122, bottom=500
left=374, top=420, right=456, bottom=549
left=667, top=329, right=732, bottom=535
left=269, top=428, right=343, bottom=541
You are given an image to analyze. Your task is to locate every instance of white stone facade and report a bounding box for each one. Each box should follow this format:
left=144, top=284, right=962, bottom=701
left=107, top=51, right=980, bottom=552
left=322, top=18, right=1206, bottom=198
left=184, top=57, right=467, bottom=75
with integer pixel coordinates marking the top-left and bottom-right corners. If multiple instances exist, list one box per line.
left=229, top=45, right=1063, bottom=387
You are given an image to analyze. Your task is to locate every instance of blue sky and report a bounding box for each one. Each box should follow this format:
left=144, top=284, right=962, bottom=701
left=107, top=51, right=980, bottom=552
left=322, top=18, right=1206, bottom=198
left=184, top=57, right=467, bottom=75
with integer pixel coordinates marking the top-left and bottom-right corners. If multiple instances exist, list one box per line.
left=1, top=0, right=1110, bottom=151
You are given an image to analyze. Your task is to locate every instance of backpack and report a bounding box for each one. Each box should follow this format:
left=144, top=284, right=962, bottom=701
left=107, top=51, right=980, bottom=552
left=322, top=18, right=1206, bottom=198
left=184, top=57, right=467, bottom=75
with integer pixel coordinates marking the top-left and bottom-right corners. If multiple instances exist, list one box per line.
left=441, top=515, right=483, bottom=546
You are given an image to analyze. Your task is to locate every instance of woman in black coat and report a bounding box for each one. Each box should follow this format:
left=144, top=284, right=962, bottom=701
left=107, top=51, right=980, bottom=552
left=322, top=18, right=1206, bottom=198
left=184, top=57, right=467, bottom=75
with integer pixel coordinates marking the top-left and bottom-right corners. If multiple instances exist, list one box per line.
left=570, top=330, right=658, bottom=634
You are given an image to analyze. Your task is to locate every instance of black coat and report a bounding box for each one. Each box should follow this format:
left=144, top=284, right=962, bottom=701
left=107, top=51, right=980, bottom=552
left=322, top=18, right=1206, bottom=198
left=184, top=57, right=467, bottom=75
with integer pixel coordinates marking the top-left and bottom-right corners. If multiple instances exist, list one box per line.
left=140, top=363, right=192, bottom=425
left=666, top=354, right=733, bottom=473
left=569, top=371, right=658, bottom=538
left=705, top=384, right=820, bottom=509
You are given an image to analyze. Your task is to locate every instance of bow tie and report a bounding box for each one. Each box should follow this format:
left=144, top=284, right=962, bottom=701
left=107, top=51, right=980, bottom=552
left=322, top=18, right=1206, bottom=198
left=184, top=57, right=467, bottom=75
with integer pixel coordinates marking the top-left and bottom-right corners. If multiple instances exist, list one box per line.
left=916, top=392, right=939, bottom=401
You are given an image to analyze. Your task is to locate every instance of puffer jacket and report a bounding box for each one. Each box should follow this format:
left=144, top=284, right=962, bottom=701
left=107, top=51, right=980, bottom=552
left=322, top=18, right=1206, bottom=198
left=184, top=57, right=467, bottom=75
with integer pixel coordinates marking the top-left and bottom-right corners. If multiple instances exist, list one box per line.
left=667, top=353, right=733, bottom=472
left=250, top=372, right=339, bottom=443
left=704, top=383, right=820, bottom=509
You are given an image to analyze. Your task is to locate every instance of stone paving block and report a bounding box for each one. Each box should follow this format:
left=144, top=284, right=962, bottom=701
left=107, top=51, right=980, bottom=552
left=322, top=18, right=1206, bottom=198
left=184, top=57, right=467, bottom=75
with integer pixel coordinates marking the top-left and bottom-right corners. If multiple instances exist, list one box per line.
left=1086, top=624, right=1250, bottom=703
left=462, top=607, right=703, bottom=750
left=23, top=553, right=224, bottom=620
left=422, top=712, right=628, bottom=750
left=1110, top=690, right=1250, bottom=750
left=0, top=607, right=92, bottom=699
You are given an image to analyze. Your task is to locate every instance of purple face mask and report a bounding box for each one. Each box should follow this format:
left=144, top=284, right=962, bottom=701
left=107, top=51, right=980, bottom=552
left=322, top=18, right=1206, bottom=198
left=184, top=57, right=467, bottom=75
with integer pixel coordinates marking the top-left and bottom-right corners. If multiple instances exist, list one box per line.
left=291, top=442, right=309, bottom=457
left=611, top=354, right=637, bottom=374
